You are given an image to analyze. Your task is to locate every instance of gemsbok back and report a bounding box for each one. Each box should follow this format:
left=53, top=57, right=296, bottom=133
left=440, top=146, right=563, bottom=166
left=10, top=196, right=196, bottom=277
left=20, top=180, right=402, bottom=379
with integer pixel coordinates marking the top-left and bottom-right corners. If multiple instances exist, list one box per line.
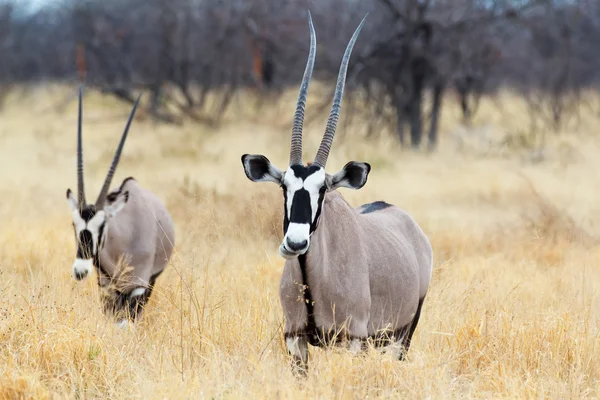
left=66, top=88, right=175, bottom=327
left=241, top=13, right=433, bottom=372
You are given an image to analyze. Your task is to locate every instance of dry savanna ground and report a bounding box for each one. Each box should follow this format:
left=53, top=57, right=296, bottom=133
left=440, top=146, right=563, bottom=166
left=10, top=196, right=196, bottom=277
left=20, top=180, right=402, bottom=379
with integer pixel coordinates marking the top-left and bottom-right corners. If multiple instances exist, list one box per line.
left=1, top=85, right=600, bottom=399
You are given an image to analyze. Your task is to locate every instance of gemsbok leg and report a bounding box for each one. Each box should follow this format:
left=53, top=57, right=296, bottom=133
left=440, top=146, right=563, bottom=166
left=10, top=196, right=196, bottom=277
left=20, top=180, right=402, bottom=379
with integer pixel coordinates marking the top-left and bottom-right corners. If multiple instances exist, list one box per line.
left=398, top=297, right=425, bottom=360
left=286, top=335, right=309, bottom=375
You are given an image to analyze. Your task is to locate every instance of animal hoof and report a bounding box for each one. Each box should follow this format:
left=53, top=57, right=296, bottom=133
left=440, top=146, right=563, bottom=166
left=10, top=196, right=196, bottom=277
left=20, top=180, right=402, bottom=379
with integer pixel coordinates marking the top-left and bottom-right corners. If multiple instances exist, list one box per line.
left=397, top=349, right=408, bottom=361
left=292, top=357, right=308, bottom=378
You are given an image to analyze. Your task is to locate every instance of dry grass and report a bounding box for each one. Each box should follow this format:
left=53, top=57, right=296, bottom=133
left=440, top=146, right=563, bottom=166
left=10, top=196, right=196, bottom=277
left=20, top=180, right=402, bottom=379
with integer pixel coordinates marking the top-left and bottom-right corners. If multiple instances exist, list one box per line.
left=2, top=85, right=600, bottom=399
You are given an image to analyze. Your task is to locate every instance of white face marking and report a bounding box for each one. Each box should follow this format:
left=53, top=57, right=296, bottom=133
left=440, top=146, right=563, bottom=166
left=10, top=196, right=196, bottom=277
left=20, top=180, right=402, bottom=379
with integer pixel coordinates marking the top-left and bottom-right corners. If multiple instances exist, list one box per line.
left=282, top=167, right=326, bottom=222
left=70, top=210, right=106, bottom=258
left=285, top=223, right=310, bottom=246
left=280, top=167, right=326, bottom=257
left=72, top=258, right=93, bottom=280
left=279, top=222, right=310, bottom=259
left=282, top=169, right=303, bottom=217
left=130, top=288, right=146, bottom=298
left=303, top=169, right=326, bottom=222
left=115, top=319, right=131, bottom=330
left=71, top=210, right=86, bottom=232
left=87, top=211, right=105, bottom=234
left=69, top=207, right=107, bottom=280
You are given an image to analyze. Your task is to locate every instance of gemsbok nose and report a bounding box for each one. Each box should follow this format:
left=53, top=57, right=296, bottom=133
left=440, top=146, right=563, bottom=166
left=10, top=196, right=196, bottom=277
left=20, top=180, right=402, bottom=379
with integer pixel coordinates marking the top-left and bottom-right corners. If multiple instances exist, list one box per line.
left=286, top=237, right=308, bottom=252
left=74, top=270, right=88, bottom=280
left=72, top=258, right=93, bottom=281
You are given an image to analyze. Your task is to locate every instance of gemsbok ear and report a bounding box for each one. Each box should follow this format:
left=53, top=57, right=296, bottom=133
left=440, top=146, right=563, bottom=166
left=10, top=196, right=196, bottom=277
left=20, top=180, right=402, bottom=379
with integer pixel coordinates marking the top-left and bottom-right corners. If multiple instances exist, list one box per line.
left=104, top=190, right=129, bottom=218
left=241, top=154, right=284, bottom=184
left=66, top=189, right=79, bottom=212
left=327, top=161, right=371, bottom=191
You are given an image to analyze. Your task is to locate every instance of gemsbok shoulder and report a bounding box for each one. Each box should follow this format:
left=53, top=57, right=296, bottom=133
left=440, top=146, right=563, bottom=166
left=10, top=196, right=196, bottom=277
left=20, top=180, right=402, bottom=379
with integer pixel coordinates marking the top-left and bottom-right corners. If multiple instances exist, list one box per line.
left=66, top=88, right=175, bottom=326
left=240, top=13, right=433, bottom=372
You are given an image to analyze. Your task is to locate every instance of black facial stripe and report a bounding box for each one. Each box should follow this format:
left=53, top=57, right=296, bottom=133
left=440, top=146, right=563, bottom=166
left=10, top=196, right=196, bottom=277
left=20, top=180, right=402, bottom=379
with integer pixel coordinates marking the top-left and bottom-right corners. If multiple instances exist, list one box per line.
left=290, top=164, right=322, bottom=179
left=74, top=204, right=106, bottom=260
left=283, top=187, right=290, bottom=234
left=290, top=189, right=312, bottom=224
left=283, top=165, right=327, bottom=236
left=98, top=222, right=106, bottom=250
left=77, top=230, right=94, bottom=259
left=310, top=187, right=326, bottom=233
left=80, top=205, right=97, bottom=222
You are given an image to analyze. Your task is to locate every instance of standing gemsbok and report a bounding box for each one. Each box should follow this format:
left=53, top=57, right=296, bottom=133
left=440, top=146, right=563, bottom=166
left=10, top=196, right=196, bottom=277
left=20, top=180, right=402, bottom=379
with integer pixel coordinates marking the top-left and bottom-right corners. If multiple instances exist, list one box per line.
left=66, top=87, right=175, bottom=326
left=241, top=13, right=433, bottom=371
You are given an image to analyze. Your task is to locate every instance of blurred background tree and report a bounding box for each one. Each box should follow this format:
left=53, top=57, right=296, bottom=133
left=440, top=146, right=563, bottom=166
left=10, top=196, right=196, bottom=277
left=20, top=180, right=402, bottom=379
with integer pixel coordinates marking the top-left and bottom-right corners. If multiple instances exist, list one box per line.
left=0, top=0, right=598, bottom=150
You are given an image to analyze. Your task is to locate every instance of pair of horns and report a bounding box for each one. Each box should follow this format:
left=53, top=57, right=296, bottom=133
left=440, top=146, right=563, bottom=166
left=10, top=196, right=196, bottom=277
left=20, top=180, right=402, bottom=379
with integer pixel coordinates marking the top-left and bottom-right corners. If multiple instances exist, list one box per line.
left=289, top=11, right=367, bottom=168
left=77, top=86, right=141, bottom=211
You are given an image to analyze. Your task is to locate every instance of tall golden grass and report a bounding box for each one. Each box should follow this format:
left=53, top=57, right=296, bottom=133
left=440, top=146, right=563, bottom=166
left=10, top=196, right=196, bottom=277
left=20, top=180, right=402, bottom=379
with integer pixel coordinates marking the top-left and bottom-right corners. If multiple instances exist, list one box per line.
left=1, top=85, right=600, bottom=399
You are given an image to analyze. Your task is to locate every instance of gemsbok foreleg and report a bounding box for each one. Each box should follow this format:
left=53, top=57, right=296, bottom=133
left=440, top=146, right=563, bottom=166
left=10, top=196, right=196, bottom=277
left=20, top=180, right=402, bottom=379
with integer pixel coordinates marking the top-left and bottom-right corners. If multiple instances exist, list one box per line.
left=104, top=286, right=149, bottom=326
left=125, top=287, right=150, bottom=321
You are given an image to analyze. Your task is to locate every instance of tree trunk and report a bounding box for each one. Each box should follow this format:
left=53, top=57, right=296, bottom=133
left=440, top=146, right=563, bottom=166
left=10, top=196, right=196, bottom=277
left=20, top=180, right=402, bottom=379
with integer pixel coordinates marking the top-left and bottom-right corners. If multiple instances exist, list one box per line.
left=409, top=86, right=423, bottom=149
left=428, top=81, right=444, bottom=151
left=460, top=89, right=470, bottom=124
left=394, top=96, right=406, bottom=145
left=409, top=61, right=426, bottom=149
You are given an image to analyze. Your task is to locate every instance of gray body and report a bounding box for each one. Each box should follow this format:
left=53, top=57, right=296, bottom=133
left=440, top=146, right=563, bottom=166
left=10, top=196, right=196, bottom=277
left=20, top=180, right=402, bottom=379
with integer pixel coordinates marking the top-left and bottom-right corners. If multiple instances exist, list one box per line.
left=96, top=178, right=175, bottom=292
left=280, top=191, right=432, bottom=342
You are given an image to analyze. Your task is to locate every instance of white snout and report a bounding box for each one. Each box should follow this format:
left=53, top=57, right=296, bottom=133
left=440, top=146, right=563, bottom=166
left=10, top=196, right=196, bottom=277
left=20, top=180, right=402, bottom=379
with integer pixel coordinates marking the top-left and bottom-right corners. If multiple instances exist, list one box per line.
left=279, top=243, right=300, bottom=259
left=130, top=288, right=146, bottom=298
left=72, top=258, right=93, bottom=280
left=115, top=319, right=135, bottom=330
left=280, top=222, right=310, bottom=259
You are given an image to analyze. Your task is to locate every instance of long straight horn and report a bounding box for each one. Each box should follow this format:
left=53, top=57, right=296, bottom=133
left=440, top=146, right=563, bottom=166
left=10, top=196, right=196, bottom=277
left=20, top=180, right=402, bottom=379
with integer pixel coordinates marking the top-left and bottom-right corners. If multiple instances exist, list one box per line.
left=95, top=94, right=142, bottom=209
left=313, top=14, right=367, bottom=168
left=289, top=11, right=317, bottom=166
left=77, top=86, right=86, bottom=209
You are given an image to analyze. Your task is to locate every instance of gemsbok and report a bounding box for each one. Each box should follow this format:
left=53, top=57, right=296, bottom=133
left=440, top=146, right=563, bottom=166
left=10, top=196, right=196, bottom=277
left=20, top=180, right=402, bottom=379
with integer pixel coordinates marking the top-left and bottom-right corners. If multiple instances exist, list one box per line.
left=241, top=13, right=433, bottom=372
left=66, top=88, right=175, bottom=326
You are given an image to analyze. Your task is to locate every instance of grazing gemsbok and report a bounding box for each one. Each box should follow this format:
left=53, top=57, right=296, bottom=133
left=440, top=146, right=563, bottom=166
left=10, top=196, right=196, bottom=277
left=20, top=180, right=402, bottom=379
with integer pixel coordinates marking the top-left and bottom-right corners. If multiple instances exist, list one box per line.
left=241, top=13, right=433, bottom=371
left=66, top=88, right=175, bottom=325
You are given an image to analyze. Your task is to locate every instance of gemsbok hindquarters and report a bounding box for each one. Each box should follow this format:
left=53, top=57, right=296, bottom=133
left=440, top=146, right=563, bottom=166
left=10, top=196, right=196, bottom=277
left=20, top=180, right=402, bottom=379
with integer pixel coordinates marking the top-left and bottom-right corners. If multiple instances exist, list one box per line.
left=241, top=13, right=433, bottom=372
left=66, top=88, right=175, bottom=327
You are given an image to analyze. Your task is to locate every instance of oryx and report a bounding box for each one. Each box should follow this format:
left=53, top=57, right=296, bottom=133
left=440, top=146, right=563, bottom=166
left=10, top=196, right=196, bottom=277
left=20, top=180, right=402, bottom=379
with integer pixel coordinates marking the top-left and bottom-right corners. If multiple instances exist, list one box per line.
left=66, top=88, right=175, bottom=325
left=241, top=13, right=433, bottom=371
